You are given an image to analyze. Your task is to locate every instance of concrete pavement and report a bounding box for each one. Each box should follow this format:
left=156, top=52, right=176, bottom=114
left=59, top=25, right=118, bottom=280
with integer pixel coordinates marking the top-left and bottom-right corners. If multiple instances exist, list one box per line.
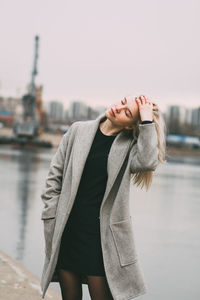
left=0, top=249, right=61, bottom=300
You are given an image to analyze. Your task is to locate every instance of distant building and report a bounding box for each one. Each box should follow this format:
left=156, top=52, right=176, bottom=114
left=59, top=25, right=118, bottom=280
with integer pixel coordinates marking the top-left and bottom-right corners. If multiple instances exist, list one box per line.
left=166, top=105, right=186, bottom=125
left=191, top=107, right=200, bottom=129
left=87, top=106, right=100, bottom=120
left=167, top=105, right=200, bottom=126
left=0, top=96, right=22, bottom=126
left=48, top=101, right=64, bottom=122
left=95, top=105, right=107, bottom=115
left=68, top=100, right=89, bottom=121
left=185, top=107, right=193, bottom=124
left=0, top=96, right=21, bottom=114
left=0, top=110, right=14, bottom=126
left=67, top=101, right=106, bottom=122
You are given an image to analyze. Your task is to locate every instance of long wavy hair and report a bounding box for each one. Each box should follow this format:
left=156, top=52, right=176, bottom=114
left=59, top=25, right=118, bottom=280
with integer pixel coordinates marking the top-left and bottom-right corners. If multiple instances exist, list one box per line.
left=125, top=98, right=167, bottom=191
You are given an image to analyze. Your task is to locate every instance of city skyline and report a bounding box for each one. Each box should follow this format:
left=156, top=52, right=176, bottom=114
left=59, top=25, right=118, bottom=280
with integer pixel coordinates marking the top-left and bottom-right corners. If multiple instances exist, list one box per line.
left=0, top=0, right=199, bottom=113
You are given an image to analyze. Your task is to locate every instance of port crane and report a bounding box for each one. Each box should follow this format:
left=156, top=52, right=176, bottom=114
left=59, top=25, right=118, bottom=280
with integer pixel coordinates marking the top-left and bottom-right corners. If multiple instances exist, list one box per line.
left=13, top=35, right=42, bottom=139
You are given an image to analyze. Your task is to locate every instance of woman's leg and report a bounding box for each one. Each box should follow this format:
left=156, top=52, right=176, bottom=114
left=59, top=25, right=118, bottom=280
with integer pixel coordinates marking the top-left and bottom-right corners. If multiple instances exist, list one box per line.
left=87, top=275, right=114, bottom=300
left=57, top=269, right=83, bottom=300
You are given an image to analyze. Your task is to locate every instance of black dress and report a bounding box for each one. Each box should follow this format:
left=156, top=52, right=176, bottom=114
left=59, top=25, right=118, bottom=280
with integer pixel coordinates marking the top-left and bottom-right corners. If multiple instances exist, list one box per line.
left=55, top=124, right=116, bottom=276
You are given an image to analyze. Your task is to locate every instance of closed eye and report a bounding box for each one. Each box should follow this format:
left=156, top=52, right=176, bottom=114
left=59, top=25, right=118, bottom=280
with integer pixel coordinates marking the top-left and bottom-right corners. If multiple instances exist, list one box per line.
left=121, top=98, right=132, bottom=118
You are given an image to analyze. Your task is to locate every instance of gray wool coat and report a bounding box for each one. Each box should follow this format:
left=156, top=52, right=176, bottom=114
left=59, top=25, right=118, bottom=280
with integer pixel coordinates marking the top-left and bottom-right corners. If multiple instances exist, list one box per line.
left=40, top=112, right=159, bottom=300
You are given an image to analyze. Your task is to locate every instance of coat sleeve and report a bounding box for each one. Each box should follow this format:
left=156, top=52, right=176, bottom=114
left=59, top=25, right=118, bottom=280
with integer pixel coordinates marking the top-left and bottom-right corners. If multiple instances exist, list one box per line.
left=40, top=123, right=75, bottom=220
left=129, top=122, right=159, bottom=173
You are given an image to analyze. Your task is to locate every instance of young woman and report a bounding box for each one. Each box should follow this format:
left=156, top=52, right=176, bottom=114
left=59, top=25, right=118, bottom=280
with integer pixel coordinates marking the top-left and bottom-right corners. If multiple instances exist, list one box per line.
left=40, top=95, right=166, bottom=300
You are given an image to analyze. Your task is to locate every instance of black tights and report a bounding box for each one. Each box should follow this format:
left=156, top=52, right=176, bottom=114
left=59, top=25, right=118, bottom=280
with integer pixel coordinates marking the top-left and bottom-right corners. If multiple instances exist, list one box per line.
left=58, top=269, right=114, bottom=300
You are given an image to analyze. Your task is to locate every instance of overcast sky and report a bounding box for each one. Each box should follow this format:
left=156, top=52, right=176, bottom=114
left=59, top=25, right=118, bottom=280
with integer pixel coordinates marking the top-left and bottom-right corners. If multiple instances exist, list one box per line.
left=0, top=0, right=199, bottom=113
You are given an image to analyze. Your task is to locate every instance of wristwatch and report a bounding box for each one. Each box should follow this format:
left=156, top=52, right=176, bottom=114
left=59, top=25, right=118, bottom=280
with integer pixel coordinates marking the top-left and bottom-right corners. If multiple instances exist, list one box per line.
left=140, top=120, right=153, bottom=124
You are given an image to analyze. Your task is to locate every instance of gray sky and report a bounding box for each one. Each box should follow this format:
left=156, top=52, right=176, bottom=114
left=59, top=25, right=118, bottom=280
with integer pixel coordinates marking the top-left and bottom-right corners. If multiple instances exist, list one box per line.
left=0, top=0, right=199, bottom=113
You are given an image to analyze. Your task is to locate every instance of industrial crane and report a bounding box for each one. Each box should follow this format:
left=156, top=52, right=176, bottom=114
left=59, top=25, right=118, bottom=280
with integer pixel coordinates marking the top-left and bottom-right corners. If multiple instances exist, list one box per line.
left=13, top=35, right=40, bottom=139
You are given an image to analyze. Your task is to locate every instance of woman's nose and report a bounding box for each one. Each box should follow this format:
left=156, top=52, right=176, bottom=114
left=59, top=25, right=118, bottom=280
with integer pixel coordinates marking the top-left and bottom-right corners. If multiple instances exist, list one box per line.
left=115, top=104, right=123, bottom=112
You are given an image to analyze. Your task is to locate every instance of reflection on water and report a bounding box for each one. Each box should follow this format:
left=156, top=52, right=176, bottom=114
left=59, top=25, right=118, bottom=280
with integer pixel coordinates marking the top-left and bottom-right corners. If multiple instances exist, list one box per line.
left=0, top=146, right=55, bottom=282
left=0, top=145, right=199, bottom=300
left=16, top=148, right=39, bottom=261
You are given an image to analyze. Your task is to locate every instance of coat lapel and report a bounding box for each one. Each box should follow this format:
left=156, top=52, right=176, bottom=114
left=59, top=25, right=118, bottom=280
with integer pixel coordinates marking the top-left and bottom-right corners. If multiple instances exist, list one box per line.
left=103, top=128, right=133, bottom=203
left=69, top=112, right=133, bottom=210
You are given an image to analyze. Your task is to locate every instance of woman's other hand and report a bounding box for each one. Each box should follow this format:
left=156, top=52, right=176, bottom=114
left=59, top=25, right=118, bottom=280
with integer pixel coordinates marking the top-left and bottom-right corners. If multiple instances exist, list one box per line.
left=135, top=95, right=153, bottom=122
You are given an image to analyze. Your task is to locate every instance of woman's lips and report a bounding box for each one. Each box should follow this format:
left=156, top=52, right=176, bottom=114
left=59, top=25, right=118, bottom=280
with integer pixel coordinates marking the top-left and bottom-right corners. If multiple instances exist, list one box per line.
left=110, top=108, right=115, bottom=117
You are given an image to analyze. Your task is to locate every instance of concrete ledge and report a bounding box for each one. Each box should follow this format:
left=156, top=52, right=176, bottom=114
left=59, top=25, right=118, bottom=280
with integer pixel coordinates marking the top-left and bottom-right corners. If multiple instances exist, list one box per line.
left=0, top=249, right=61, bottom=300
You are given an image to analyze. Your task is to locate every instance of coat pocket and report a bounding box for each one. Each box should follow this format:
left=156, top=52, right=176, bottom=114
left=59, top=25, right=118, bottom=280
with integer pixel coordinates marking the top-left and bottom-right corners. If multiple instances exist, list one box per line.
left=109, top=217, right=138, bottom=266
left=41, top=194, right=60, bottom=220
left=43, top=217, right=56, bottom=260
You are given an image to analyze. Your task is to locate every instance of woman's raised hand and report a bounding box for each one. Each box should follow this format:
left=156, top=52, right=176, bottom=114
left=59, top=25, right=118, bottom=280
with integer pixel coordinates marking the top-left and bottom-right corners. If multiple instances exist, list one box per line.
left=135, top=95, right=153, bottom=122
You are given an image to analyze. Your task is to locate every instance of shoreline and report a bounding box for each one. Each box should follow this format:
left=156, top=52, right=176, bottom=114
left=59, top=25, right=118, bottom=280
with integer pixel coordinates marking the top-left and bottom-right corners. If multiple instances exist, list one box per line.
left=0, top=127, right=200, bottom=157
left=166, top=146, right=200, bottom=157
left=0, top=248, right=61, bottom=300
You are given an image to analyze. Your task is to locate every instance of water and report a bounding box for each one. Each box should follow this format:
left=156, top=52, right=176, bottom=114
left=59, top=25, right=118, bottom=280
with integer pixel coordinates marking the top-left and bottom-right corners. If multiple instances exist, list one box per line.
left=0, top=145, right=199, bottom=300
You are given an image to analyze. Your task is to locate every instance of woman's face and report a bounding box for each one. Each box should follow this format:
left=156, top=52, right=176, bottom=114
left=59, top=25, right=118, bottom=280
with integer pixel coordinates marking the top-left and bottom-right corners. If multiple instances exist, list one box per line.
left=105, top=96, right=140, bottom=129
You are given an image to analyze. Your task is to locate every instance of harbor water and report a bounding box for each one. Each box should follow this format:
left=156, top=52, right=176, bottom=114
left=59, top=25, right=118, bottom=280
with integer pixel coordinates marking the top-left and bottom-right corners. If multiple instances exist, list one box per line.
left=0, top=145, right=199, bottom=300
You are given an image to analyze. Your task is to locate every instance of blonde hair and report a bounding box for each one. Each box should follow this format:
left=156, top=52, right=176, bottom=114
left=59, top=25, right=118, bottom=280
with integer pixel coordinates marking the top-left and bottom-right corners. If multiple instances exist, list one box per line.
left=128, top=101, right=167, bottom=191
